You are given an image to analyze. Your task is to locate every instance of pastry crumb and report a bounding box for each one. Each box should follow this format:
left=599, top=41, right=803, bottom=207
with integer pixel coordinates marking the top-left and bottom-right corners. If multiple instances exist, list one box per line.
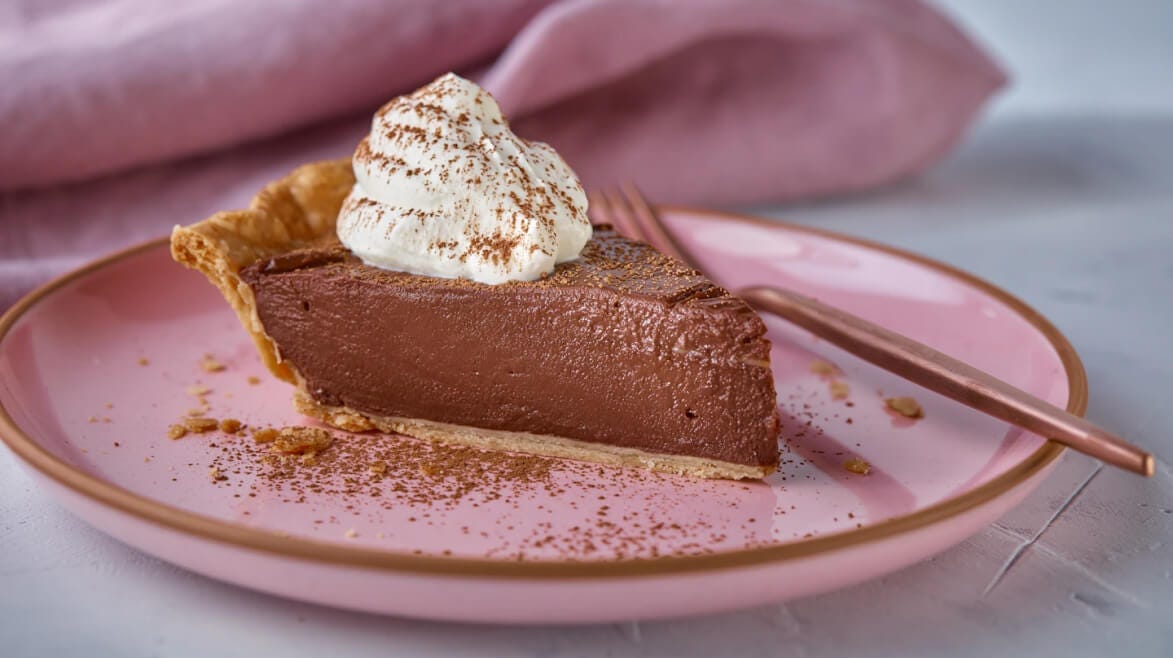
left=829, top=380, right=850, bottom=400
left=167, top=424, right=187, bottom=440
left=186, top=384, right=211, bottom=396
left=368, top=461, right=387, bottom=475
left=885, top=396, right=924, bottom=419
left=87, top=416, right=98, bottom=423
left=218, top=418, right=243, bottom=434
left=184, top=417, right=219, bottom=433
left=252, top=427, right=279, bottom=444
left=208, top=466, right=227, bottom=482
left=246, top=376, right=262, bottom=386
left=199, top=354, right=226, bottom=373
left=345, top=528, right=358, bottom=539
left=137, top=357, right=150, bottom=366
left=104, top=402, right=114, bottom=409
left=810, top=360, right=839, bottom=377
left=271, top=427, right=333, bottom=455
left=844, top=458, right=871, bottom=475
left=419, top=462, right=440, bottom=477
left=186, top=407, right=207, bottom=417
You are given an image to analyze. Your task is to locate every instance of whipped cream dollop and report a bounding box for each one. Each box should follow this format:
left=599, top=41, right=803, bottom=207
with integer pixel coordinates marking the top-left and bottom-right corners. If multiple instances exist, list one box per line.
left=336, top=74, right=591, bottom=284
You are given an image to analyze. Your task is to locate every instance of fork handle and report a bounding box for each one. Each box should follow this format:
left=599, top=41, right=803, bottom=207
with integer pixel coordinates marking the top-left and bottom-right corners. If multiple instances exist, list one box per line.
left=738, top=286, right=1153, bottom=477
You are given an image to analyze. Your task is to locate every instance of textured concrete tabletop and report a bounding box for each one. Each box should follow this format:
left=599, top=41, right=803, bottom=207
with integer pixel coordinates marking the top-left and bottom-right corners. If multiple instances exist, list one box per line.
left=3, top=1, right=1172, bottom=656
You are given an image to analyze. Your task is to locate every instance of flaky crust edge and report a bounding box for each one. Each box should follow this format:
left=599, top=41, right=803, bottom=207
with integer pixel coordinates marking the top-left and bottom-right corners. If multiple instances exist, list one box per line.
left=169, top=158, right=355, bottom=383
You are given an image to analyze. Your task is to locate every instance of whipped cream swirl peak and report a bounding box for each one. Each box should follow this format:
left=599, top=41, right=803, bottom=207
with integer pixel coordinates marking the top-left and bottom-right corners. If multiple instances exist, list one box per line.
left=336, top=73, right=591, bottom=284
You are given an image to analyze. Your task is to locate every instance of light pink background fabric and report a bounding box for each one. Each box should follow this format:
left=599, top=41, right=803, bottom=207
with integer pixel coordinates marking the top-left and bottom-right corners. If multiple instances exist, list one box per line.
left=0, top=0, right=1005, bottom=310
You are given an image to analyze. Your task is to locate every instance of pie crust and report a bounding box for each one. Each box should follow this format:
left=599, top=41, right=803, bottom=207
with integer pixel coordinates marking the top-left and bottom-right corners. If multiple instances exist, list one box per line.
left=172, top=160, right=775, bottom=479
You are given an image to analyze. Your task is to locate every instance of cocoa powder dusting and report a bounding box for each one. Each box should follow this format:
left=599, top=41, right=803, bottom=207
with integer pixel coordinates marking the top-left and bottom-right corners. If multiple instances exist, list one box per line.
left=193, top=422, right=780, bottom=561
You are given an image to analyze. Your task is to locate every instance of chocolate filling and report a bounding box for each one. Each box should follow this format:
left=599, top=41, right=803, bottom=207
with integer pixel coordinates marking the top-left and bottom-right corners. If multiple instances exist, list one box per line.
left=240, top=229, right=780, bottom=468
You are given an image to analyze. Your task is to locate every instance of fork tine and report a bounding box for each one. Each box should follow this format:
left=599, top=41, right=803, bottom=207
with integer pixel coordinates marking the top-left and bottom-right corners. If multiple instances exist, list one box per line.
left=596, top=187, right=647, bottom=243
left=586, top=191, right=611, bottom=227
left=618, top=183, right=698, bottom=269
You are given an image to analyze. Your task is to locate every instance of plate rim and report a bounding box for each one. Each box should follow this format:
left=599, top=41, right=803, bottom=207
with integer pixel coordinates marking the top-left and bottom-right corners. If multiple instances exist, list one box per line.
left=0, top=207, right=1079, bottom=579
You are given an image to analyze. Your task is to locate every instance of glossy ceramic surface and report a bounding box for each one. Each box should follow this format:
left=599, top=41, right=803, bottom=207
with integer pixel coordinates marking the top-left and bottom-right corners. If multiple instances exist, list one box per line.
left=0, top=208, right=1079, bottom=623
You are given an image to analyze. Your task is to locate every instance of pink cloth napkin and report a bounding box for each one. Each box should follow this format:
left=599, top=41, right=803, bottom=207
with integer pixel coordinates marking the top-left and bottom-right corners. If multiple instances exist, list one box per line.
left=0, top=0, right=1004, bottom=310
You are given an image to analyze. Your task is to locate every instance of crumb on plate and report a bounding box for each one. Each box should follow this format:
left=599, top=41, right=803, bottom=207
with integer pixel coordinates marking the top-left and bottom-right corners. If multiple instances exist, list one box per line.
left=199, top=354, right=226, bottom=373
left=829, top=380, right=850, bottom=400
left=844, top=458, right=871, bottom=475
left=885, top=396, right=924, bottom=419
left=810, top=359, right=839, bottom=377
left=271, top=426, right=333, bottom=455
left=184, top=417, right=219, bottom=433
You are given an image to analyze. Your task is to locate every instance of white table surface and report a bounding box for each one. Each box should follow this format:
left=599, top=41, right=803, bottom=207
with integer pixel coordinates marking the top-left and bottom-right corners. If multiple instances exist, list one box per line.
left=3, top=1, right=1172, bottom=655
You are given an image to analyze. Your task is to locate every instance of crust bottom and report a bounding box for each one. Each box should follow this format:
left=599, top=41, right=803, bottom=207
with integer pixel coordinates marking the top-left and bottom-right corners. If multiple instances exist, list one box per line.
left=293, top=392, right=773, bottom=480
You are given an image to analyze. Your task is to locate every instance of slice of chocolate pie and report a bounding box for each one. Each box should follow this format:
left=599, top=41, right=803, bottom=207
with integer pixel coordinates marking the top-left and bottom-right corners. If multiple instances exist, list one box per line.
left=172, top=75, right=779, bottom=479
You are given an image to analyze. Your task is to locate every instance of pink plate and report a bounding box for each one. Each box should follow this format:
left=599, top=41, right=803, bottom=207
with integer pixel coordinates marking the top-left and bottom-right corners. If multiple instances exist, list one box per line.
left=0, top=208, right=1081, bottom=624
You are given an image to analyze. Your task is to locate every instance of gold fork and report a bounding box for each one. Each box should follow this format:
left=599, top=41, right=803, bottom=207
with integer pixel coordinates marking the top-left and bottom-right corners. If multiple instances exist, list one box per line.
left=588, top=184, right=1153, bottom=477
